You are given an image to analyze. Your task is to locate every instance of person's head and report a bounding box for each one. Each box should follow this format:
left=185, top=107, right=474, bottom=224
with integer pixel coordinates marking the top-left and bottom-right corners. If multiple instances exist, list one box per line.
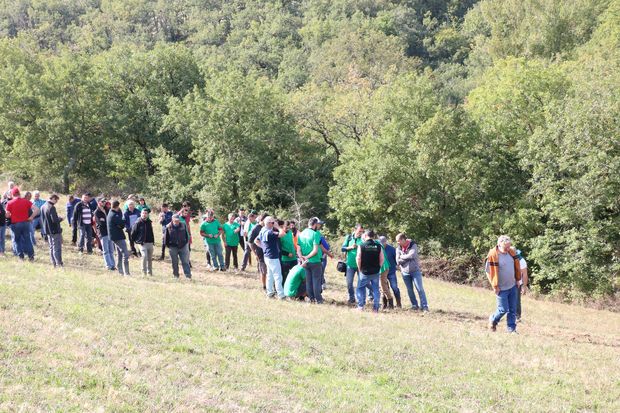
left=24, top=191, right=32, bottom=201
left=238, top=207, right=246, bottom=217
left=205, top=208, right=215, bottom=221
left=248, top=211, right=257, bottom=222
left=161, top=203, right=169, bottom=212
left=140, top=209, right=149, bottom=220
left=139, top=197, right=146, bottom=205
left=48, top=194, right=59, bottom=204
left=395, top=233, right=408, bottom=247
left=127, top=200, right=135, bottom=211
left=81, top=193, right=90, bottom=203
left=172, top=214, right=181, bottom=225
left=97, top=197, right=107, bottom=208
left=112, top=200, right=120, bottom=210
left=308, top=217, right=324, bottom=230
left=286, top=220, right=296, bottom=231
left=7, top=181, right=14, bottom=190
left=228, top=212, right=235, bottom=223
left=68, top=195, right=75, bottom=202
left=497, top=235, right=512, bottom=253
left=10, top=187, right=20, bottom=198
left=258, top=213, right=268, bottom=224
left=379, top=236, right=388, bottom=246
left=264, top=216, right=276, bottom=229
left=33, top=190, right=40, bottom=200
left=181, top=201, right=191, bottom=213
left=362, top=229, right=376, bottom=241
left=105, top=201, right=111, bottom=209
left=354, top=223, right=364, bottom=237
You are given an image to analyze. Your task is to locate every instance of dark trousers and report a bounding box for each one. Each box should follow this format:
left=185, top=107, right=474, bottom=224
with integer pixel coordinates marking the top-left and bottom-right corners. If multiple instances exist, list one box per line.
left=281, top=259, right=297, bottom=285
left=305, top=262, right=324, bottom=303
left=225, top=245, right=238, bottom=269
left=71, top=223, right=78, bottom=243
left=239, top=236, right=245, bottom=253
left=160, top=233, right=166, bottom=259
left=517, top=285, right=523, bottom=319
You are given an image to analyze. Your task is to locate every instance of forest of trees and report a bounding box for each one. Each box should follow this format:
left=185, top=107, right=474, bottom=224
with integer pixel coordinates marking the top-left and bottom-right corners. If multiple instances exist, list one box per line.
left=0, top=0, right=618, bottom=300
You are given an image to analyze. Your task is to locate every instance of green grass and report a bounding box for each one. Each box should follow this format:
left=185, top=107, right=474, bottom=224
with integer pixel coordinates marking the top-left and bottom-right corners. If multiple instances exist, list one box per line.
left=0, top=222, right=619, bottom=412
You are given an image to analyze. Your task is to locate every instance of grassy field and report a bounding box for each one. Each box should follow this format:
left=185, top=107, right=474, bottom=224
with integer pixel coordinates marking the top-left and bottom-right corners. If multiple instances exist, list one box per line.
left=0, top=219, right=619, bottom=412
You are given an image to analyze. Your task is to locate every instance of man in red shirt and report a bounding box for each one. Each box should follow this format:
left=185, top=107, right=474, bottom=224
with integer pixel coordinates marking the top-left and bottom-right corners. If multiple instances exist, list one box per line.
left=5, top=187, right=37, bottom=260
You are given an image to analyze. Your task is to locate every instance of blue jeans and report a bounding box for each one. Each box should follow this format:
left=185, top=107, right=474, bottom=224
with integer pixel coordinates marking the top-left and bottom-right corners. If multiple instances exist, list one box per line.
left=100, top=235, right=116, bottom=269
left=11, top=221, right=34, bottom=259
left=265, top=257, right=285, bottom=298
left=321, top=257, right=327, bottom=285
left=387, top=271, right=401, bottom=301
left=402, top=270, right=428, bottom=310
left=357, top=272, right=381, bottom=311
left=207, top=242, right=225, bottom=269
left=169, top=245, right=191, bottom=278
left=112, top=239, right=130, bottom=276
left=490, top=285, right=518, bottom=332
left=305, top=262, right=324, bottom=303
left=78, top=224, right=93, bottom=253
left=345, top=267, right=358, bottom=303
left=30, top=217, right=39, bottom=246
left=0, top=224, right=6, bottom=253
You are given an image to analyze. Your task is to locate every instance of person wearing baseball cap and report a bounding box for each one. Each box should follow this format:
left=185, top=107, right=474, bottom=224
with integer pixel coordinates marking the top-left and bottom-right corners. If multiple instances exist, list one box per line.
left=5, top=187, right=37, bottom=261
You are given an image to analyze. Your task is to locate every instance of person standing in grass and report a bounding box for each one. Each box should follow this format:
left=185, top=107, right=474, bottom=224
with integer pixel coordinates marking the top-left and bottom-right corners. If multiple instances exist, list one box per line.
left=256, top=216, right=287, bottom=299
left=395, top=233, right=429, bottom=312
left=280, top=220, right=298, bottom=284
left=379, top=236, right=402, bottom=308
left=377, top=236, right=394, bottom=310
left=223, top=212, right=241, bottom=270
left=164, top=214, right=192, bottom=279
left=485, top=235, right=521, bottom=333
left=136, top=197, right=151, bottom=213
left=66, top=195, right=79, bottom=246
left=72, top=194, right=94, bottom=254
left=249, top=213, right=268, bottom=289
left=235, top=207, right=247, bottom=255
left=200, top=209, right=225, bottom=271
left=158, top=203, right=173, bottom=260
left=0, top=199, right=7, bottom=257
left=510, top=247, right=529, bottom=322
left=6, top=187, right=37, bottom=261
left=241, top=211, right=257, bottom=271
left=23, top=192, right=39, bottom=247
left=40, top=194, right=63, bottom=268
left=107, top=201, right=130, bottom=276
left=342, top=224, right=364, bottom=305
left=123, top=200, right=141, bottom=257
left=297, top=217, right=324, bottom=304
left=356, top=230, right=383, bottom=312
left=131, top=209, right=155, bottom=276
left=95, top=198, right=115, bottom=271
left=31, top=191, right=46, bottom=245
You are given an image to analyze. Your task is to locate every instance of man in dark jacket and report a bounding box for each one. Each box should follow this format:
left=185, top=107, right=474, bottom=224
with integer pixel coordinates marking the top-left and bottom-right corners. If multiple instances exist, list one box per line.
left=40, top=194, right=64, bottom=267
left=356, top=230, right=384, bottom=312
left=164, top=214, right=191, bottom=279
left=124, top=200, right=141, bottom=257
left=95, top=198, right=115, bottom=271
left=158, top=203, right=173, bottom=260
left=107, top=200, right=130, bottom=276
left=131, top=209, right=155, bottom=276
left=66, top=195, right=79, bottom=245
left=72, top=194, right=93, bottom=254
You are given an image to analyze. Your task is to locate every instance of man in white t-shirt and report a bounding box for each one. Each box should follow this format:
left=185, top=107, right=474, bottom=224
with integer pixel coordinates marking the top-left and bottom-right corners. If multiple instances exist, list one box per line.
left=511, top=247, right=529, bottom=321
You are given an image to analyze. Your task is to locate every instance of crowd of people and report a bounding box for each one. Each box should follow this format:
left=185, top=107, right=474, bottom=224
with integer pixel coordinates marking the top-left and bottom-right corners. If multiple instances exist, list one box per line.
left=0, top=181, right=529, bottom=332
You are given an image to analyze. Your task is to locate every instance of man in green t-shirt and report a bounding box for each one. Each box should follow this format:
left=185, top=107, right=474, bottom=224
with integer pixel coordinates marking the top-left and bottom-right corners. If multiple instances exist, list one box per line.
left=199, top=209, right=225, bottom=271
left=223, top=212, right=241, bottom=270
left=341, top=224, right=364, bottom=304
left=281, top=220, right=298, bottom=283
left=377, top=237, right=393, bottom=309
left=296, top=217, right=324, bottom=304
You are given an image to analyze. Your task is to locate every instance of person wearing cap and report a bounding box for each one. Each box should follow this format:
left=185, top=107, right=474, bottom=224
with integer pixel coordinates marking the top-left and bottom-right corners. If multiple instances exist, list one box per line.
left=379, top=236, right=402, bottom=308
left=95, top=198, right=115, bottom=271
left=235, top=208, right=248, bottom=254
left=40, top=194, right=64, bottom=267
left=510, top=246, right=529, bottom=322
left=223, top=213, right=241, bottom=270
left=356, top=230, right=384, bottom=312
left=6, top=187, right=38, bottom=261
left=296, top=217, right=325, bottom=304
left=131, top=209, right=155, bottom=276
left=200, top=209, right=225, bottom=271
left=164, top=213, right=192, bottom=279
left=241, top=211, right=257, bottom=271
left=396, top=233, right=429, bottom=312
left=256, top=216, right=287, bottom=298
left=248, top=213, right=268, bottom=288
left=72, top=194, right=94, bottom=254
left=158, top=203, right=173, bottom=260
left=107, top=200, right=131, bottom=276
left=485, top=235, right=521, bottom=332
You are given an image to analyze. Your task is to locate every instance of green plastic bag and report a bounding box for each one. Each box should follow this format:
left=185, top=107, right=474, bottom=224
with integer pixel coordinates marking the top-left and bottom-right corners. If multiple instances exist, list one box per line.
left=284, top=264, right=306, bottom=297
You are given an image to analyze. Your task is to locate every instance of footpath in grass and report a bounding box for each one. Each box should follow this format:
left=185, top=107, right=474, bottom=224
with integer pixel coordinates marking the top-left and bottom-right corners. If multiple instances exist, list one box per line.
left=0, top=236, right=619, bottom=412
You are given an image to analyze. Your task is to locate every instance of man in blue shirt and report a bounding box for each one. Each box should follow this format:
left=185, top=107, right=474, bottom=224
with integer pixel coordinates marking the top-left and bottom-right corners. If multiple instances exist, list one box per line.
left=66, top=195, right=80, bottom=246
left=256, top=216, right=286, bottom=299
left=379, top=236, right=402, bottom=308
